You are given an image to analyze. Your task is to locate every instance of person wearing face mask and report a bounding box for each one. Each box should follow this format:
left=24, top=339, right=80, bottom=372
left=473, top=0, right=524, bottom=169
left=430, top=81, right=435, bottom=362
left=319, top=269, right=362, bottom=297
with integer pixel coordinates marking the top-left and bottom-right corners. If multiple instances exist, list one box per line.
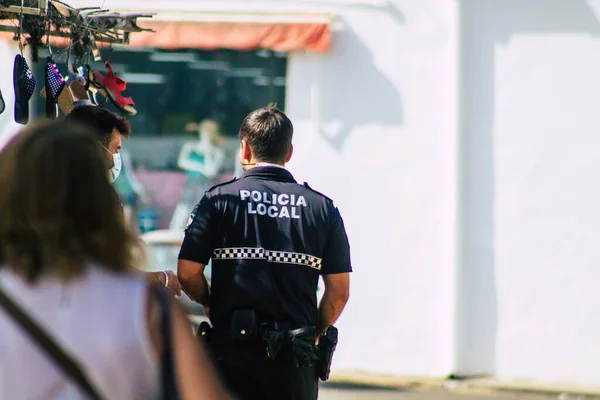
left=65, top=106, right=125, bottom=183
left=65, top=105, right=182, bottom=296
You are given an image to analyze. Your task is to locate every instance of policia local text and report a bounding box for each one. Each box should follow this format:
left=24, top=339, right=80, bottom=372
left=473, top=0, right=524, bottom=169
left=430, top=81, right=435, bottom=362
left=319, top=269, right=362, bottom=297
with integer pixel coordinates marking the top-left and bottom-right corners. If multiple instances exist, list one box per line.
left=240, top=190, right=307, bottom=219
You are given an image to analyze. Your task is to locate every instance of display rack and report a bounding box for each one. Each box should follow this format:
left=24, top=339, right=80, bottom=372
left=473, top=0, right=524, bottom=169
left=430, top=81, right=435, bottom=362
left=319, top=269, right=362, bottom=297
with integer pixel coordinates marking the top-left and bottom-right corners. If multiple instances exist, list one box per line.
left=0, top=0, right=154, bottom=61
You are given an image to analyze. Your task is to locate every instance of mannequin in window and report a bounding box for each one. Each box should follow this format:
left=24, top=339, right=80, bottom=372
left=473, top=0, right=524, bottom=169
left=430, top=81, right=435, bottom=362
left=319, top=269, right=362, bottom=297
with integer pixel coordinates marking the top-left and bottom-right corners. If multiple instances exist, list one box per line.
left=171, top=120, right=227, bottom=230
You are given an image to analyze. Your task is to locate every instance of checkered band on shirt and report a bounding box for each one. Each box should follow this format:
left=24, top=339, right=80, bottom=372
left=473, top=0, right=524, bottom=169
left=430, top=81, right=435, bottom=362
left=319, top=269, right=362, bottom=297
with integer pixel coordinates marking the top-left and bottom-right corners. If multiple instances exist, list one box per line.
left=213, top=247, right=265, bottom=260
left=213, top=247, right=322, bottom=270
left=266, top=250, right=322, bottom=270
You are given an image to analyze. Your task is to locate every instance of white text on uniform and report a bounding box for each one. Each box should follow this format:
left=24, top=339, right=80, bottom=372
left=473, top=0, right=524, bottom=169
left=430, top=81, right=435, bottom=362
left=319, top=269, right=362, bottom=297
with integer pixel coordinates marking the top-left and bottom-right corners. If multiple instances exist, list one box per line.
left=240, top=190, right=307, bottom=219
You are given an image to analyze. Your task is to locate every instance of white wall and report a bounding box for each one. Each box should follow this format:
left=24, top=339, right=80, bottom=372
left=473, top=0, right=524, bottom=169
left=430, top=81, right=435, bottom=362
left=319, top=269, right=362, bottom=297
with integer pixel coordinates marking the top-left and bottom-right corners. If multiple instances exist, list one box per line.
left=286, top=0, right=458, bottom=376
left=287, top=0, right=600, bottom=384
left=458, top=0, right=600, bottom=385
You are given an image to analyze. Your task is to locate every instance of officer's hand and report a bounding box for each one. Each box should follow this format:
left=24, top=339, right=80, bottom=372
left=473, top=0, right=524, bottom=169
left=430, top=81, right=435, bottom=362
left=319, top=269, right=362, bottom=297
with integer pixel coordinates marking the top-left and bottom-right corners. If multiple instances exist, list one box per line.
left=164, top=270, right=182, bottom=296
left=315, top=326, right=330, bottom=345
left=289, top=328, right=319, bottom=368
left=291, top=339, right=318, bottom=368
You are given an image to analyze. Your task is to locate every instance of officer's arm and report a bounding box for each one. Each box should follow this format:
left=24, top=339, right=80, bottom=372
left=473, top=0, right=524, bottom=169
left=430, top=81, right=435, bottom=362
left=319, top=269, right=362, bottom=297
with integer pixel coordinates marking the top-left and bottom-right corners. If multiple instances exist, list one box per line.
left=177, top=259, right=210, bottom=306
left=318, top=204, right=352, bottom=331
left=177, top=195, right=217, bottom=306
left=318, top=273, right=350, bottom=331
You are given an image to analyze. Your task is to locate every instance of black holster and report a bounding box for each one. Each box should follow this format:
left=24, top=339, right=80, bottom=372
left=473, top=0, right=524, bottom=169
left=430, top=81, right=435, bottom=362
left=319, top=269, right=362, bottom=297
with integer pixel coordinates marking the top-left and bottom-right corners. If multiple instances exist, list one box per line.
left=317, top=326, right=338, bottom=381
left=262, top=326, right=318, bottom=368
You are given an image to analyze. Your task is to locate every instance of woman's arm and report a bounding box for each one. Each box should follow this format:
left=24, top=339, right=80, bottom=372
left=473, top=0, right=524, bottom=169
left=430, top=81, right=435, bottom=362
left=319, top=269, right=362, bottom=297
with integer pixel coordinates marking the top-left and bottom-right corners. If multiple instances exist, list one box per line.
left=147, top=287, right=231, bottom=399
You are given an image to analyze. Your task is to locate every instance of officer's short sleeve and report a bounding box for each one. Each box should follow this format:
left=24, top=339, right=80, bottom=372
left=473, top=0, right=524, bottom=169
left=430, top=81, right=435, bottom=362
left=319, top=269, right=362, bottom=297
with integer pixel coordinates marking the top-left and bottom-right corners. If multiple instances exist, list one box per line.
left=321, top=205, right=352, bottom=275
left=178, top=194, right=217, bottom=264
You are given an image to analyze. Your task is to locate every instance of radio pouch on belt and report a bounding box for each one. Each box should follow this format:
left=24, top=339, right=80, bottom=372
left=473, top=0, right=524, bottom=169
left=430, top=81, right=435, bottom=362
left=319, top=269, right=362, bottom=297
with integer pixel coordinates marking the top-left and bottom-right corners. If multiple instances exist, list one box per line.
left=231, top=309, right=257, bottom=341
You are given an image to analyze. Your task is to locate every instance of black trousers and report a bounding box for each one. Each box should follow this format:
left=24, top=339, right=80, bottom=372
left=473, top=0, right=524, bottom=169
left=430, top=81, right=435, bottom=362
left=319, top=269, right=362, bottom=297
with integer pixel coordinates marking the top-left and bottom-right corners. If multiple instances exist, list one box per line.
left=209, top=338, right=319, bottom=400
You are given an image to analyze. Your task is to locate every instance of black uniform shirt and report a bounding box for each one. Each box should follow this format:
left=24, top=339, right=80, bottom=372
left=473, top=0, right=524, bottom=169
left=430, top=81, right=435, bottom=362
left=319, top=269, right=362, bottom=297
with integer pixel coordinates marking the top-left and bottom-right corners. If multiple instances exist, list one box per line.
left=178, top=166, right=352, bottom=328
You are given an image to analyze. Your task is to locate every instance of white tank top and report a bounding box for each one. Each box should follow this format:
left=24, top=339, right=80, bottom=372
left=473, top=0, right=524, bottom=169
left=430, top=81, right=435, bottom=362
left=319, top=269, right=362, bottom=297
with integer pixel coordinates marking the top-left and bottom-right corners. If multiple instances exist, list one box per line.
left=0, top=265, right=160, bottom=399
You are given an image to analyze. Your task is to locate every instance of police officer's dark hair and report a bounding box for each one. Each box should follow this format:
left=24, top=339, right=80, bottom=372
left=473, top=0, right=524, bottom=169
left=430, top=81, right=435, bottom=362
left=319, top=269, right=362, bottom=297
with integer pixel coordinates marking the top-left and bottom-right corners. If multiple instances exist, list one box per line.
left=0, top=120, right=140, bottom=283
left=238, top=103, right=293, bottom=163
left=64, top=105, right=131, bottom=145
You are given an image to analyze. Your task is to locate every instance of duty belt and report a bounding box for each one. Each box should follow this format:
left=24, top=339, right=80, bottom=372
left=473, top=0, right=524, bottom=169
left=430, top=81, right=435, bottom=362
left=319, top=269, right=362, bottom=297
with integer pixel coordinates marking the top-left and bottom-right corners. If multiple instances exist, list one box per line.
left=211, top=320, right=308, bottom=340
left=211, top=315, right=318, bottom=368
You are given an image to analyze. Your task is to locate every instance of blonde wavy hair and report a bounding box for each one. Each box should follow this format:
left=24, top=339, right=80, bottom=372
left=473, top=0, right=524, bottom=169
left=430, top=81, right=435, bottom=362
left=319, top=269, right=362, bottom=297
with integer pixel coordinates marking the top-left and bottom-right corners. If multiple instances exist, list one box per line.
left=0, top=120, right=141, bottom=282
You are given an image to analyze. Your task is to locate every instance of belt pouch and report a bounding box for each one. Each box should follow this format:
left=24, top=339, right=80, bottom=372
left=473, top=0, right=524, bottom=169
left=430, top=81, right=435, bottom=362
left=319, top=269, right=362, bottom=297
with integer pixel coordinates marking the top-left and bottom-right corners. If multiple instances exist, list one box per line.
left=231, top=309, right=257, bottom=341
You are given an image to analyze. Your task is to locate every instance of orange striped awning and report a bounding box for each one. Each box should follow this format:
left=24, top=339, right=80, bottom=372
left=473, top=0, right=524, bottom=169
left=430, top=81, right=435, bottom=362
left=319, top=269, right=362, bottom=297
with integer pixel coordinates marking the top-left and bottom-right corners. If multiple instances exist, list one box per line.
left=128, top=21, right=331, bottom=53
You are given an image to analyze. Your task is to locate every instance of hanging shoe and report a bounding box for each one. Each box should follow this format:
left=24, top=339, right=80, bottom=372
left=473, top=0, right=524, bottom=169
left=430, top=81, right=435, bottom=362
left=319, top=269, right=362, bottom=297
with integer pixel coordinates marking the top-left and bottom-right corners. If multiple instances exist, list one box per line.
left=70, top=79, right=89, bottom=100
left=13, top=54, right=36, bottom=125
left=0, top=89, right=5, bottom=115
left=92, top=62, right=137, bottom=115
left=114, top=13, right=155, bottom=32
left=40, top=85, right=76, bottom=116
left=86, top=64, right=108, bottom=106
left=44, top=56, right=67, bottom=119
left=69, top=80, right=93, bottom=108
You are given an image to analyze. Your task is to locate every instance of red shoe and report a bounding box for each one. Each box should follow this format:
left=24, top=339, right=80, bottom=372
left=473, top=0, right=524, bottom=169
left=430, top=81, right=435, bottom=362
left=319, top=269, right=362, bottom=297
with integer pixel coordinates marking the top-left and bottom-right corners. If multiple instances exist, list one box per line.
left=91, top=62, right=136, bottom=115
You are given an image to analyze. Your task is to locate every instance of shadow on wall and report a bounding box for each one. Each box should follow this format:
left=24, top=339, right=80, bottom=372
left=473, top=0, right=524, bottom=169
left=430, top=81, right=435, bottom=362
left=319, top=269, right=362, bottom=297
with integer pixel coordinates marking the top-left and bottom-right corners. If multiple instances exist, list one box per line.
left=292, top=13, right=405, bottom=151
left=351, top=0, right=406, bottom=24
left=319, top=20, right=404, bottom=150
left=456, top=0, right=600, bottom=376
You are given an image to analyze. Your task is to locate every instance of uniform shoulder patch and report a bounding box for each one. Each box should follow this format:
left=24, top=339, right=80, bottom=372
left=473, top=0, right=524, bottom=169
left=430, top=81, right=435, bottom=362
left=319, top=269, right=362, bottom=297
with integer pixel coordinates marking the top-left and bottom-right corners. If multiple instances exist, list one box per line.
left=207, top=177, right=238, bottom=192
left=302, top=182, right=333, bottom=202
left=184, top=209, right=196, bottom=231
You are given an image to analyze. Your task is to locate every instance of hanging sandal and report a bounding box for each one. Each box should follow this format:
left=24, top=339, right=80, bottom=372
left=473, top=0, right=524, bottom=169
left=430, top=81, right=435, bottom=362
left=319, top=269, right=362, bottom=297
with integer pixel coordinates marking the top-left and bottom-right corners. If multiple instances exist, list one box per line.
left=69, top=80, right=93, bottom=107
left=0, top=88, right=5, bottom=115
left=43, top=56, right=67, bottom=119
left=86, top=65, right=116, bottom=108
left=83, top=65, right=107, bottom=107
left=40, top=84, right=76, bottom=116
left=13, top=54, right=37, bottom=125
left=91, top=62, right=137, bottom=115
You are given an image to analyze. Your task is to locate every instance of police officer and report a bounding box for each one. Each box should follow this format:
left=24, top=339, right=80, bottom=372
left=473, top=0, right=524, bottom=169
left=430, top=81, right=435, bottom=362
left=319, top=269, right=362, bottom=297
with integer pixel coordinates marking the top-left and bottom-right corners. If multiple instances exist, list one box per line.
left=177, top=104, right=351, bottom=400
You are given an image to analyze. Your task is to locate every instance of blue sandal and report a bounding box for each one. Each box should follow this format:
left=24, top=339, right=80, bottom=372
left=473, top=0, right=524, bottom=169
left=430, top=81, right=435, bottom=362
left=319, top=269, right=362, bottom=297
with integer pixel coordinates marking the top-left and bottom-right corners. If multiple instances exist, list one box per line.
left=13, top=54, right=37, bottom=125
left=0, top=88, right=5, bottom=115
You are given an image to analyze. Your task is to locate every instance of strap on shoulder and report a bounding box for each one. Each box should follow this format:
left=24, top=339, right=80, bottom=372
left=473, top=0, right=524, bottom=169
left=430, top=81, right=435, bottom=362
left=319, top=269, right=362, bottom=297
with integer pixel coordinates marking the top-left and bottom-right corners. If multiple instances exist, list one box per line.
left=153, top=285, right=180, bottom=400
left=0, top=286, right=105, bottom=400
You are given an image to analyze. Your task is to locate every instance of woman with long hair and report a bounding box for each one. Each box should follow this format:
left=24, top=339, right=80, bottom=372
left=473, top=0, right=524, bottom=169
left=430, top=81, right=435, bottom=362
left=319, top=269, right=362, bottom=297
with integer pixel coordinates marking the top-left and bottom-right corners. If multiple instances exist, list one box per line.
left=0, top=120, right=230, bottom=399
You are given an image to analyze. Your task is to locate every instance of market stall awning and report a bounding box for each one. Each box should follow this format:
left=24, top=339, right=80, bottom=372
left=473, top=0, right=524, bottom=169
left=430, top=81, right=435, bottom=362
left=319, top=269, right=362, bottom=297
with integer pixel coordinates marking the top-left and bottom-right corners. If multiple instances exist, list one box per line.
left=86, top=0, right=337, bottom=52
left=128, top=21, right=331, bottom=53
left=0, top=1, right=337, bottom=53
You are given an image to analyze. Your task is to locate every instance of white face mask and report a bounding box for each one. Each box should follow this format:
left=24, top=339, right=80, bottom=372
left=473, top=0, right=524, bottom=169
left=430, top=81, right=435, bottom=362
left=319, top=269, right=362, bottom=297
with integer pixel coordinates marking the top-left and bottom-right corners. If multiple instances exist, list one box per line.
left=103, top=145, right=122, bottom=183
left=109, top=152, right=122, bottom=183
